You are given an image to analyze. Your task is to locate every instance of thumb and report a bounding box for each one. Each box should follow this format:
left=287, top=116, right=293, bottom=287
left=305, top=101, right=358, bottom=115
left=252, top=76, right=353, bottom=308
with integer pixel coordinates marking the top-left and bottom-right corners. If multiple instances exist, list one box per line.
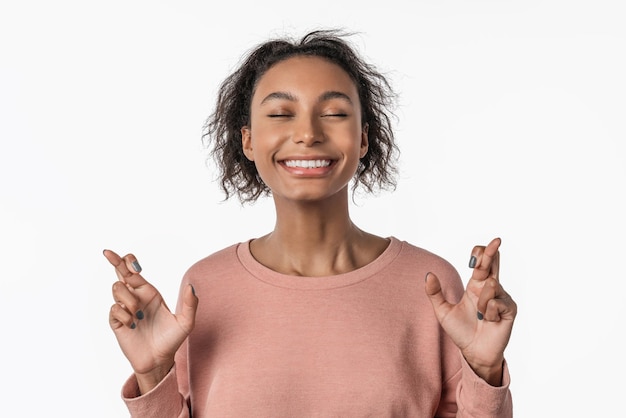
left=425, top=272, right=453, bottom=321
left=177, top=284, right=199, bottom=335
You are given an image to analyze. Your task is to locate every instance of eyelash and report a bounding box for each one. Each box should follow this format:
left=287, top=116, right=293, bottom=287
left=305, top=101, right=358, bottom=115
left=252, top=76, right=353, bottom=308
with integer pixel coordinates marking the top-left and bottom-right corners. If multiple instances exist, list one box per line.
left=267, top=113, right=348, bottom=118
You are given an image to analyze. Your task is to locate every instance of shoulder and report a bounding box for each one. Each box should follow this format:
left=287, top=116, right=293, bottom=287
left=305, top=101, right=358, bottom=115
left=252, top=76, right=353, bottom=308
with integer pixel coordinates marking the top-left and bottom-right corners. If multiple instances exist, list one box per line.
left=394, top=238, right=457, bottom=273
left=393, top=238, right=464, bottom=297
left=182, top=242, right=245, bottom=281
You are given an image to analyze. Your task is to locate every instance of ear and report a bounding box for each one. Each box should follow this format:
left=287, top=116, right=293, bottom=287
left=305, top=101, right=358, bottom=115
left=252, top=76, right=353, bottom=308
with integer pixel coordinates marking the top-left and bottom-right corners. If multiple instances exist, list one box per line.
left=241, top=126, right=254, bottom=161
left=359, top=123, right=369, bottom=158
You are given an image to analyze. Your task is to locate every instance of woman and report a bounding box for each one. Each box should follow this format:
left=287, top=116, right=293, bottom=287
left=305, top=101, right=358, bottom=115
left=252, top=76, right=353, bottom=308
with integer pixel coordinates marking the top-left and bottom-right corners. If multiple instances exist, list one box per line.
left=104, top=29, right=516, bottom=417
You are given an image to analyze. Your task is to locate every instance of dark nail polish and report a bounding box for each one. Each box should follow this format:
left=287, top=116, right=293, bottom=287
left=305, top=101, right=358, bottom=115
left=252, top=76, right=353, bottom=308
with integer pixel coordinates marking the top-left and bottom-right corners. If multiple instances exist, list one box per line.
left=477, top=311, right=484, bottom=321
left=191, top=285, right=196, bottom=296
left=136, top=310, right=144, bottom=320
left=469, top=256, right=477, bottom=269
left=131, top=261, right=142, bottom=273
left=130, top=322, right=136, bottom=329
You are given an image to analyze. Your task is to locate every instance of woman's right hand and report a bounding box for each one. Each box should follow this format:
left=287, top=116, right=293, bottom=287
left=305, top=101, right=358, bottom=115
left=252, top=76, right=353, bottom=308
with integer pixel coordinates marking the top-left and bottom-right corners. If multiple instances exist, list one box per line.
left=103, top=249, right=199, bottom=395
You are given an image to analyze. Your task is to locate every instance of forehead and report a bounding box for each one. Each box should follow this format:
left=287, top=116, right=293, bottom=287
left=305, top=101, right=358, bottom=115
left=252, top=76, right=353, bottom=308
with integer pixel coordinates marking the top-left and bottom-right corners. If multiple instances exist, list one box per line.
left=253, top=56, right=359, bottom=101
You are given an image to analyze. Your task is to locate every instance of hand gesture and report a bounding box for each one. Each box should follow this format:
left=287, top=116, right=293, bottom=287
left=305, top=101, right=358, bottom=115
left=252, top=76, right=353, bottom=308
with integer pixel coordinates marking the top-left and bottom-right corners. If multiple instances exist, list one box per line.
left=103, top=249, right=198, bottom=394
left=425, top=238, right=517, bottom=386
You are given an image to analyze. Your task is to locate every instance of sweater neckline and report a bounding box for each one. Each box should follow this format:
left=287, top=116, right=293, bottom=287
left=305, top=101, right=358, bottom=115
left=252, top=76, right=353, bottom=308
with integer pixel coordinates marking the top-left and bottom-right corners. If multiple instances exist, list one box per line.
left=236, top=236, right=403, bottom=290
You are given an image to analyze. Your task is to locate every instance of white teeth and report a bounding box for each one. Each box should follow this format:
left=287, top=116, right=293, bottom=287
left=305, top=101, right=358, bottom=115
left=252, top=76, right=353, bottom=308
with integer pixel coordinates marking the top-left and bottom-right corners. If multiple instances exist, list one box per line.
left=284, top=160, right=331, bottom=168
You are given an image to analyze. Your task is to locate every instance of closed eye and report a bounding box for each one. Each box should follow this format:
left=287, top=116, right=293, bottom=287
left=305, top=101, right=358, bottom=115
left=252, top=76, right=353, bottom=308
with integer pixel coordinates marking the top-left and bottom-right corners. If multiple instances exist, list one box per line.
left=267, top=114, right=292, bottom=118
left=322, top=113, right=348, bottom=118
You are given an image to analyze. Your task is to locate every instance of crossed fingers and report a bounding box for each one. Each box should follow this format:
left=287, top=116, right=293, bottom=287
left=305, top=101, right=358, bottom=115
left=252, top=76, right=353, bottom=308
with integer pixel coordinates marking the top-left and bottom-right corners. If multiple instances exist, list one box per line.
left=467, top=238, right=515, bottom=322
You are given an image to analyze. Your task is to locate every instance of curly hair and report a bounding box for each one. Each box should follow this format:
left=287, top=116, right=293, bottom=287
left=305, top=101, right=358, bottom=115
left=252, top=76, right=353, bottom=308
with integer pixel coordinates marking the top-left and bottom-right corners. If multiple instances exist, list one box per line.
left=202, top=29, right=399, bottom=204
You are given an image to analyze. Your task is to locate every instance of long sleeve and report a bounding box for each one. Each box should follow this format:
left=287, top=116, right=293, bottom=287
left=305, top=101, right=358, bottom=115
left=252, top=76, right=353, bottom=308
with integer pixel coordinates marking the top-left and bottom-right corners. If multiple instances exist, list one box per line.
left=121, top=366, right=190, bottom=418
left=455, top=358, right=513, bottom=417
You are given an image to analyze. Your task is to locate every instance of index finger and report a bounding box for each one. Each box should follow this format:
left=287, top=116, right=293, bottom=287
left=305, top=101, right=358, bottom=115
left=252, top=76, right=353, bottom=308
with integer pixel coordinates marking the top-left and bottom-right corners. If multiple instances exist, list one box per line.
left=102, top=249, right=148, bottom=287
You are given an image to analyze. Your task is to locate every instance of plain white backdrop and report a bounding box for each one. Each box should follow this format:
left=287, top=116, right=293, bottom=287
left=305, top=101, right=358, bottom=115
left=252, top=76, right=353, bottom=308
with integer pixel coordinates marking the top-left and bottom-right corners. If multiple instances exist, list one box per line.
left=1, top=1, right=624, bottom=416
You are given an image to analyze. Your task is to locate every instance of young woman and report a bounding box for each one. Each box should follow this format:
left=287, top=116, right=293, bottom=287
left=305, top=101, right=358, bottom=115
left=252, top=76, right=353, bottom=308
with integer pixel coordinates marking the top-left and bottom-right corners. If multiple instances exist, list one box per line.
left=104, top=29, right=516, bottom=417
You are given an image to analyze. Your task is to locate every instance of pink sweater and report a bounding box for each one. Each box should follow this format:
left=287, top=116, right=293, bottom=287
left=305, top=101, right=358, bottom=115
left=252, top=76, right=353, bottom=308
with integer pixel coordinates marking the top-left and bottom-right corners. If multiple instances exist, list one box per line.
left=122, top=237, right=512, bottom=417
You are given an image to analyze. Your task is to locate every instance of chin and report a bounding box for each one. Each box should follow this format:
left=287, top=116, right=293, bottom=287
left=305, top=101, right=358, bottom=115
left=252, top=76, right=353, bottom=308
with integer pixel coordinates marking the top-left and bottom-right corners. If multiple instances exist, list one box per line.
left=274, top=187, right=349, bottom=204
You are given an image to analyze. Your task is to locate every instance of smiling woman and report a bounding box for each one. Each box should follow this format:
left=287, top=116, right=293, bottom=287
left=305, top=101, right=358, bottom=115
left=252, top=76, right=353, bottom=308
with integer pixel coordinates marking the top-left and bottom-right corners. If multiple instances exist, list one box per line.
left=103, top=29, right=516, bottom=417
left=241, top=56, right=369, bottom=204
left=205, top=30, right=399, bottom=204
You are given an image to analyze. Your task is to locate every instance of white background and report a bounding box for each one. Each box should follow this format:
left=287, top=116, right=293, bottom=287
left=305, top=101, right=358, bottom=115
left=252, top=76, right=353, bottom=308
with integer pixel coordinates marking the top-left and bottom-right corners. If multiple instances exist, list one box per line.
left=1, top=1, right=624, bottom=416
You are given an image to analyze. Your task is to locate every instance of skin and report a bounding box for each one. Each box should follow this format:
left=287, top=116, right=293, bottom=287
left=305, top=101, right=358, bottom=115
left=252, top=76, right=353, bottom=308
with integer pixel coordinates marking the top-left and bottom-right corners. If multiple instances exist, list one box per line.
left=105, top=55, right=516, bottom=394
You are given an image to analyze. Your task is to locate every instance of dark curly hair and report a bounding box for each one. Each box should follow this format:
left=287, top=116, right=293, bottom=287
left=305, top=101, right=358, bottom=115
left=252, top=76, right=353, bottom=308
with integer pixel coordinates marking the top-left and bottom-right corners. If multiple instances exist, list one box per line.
left=202, top=29, right=399, bottom=204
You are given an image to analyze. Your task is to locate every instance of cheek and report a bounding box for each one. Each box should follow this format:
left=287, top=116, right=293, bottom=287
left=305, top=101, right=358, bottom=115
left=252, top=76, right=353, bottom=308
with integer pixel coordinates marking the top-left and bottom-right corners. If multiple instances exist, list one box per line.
left=343, top=127, right=367, bottom=154
left=250, top=123, right=284, bottom=148
left=247, top=128, right=276, bottom=170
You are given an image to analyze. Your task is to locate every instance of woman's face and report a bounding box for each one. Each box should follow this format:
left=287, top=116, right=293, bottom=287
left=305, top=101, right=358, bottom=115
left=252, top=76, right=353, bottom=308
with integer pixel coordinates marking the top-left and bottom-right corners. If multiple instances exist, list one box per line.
left=241, top=56, right=368, bottom=203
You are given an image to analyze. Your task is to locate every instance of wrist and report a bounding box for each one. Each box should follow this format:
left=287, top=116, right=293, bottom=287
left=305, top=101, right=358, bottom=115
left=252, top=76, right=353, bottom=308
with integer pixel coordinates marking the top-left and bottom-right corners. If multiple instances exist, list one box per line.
left=466, top=357, right=504, bottom=387
left=135, top=361, right=175, bottom=395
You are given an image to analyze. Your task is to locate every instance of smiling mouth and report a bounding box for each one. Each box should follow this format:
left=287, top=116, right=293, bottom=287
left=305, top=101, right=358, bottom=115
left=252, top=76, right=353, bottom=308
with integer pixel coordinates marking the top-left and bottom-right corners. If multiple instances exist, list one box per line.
left=282, top=159, right=333, bottom=169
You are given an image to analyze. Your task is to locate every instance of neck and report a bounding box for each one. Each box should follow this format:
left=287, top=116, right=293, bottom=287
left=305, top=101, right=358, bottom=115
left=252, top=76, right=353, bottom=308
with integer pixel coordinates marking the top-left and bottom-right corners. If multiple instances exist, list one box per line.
left=273, top=190, right=353, bottom=242
left=250, top=190, right=388, bottom=276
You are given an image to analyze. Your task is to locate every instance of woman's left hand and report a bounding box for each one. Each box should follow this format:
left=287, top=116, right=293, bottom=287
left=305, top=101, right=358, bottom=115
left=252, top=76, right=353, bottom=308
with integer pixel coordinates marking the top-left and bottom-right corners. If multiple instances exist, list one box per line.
left=425, top=237, right=517, bottom=386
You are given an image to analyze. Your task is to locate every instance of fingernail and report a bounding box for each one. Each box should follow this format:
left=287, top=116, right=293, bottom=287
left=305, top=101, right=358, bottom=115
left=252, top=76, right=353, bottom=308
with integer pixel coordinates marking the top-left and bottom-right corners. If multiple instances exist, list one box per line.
left=136, top=310, right=144, bottom=320
left=130, top=322, right=137, bottom=329
left=477, top=311, right=484, bottom=321
left=131, top=261, right=142, bottom=273
left=191, top=284, right=196, bottom=296
left=424, top=272, right=430, bottom=282
left=469, top=256, right=477, bottom=269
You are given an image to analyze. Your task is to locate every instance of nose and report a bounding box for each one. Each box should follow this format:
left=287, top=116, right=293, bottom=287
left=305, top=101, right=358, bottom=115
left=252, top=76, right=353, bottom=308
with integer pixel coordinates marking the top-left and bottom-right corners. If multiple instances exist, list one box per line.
left=292, top=115, right=323, bottom=146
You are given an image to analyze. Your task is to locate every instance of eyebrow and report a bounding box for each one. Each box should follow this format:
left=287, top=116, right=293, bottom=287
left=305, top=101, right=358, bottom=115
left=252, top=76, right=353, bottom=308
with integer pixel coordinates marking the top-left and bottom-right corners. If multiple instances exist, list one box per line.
left=260, top=90, right=354, bottom=105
